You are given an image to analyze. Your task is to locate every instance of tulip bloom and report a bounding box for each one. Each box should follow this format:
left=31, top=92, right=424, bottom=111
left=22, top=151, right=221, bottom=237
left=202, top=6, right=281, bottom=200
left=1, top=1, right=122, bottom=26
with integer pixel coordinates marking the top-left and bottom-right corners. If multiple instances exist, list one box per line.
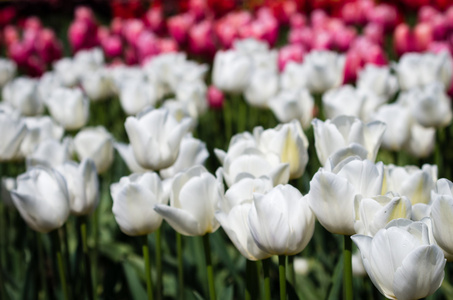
left=216, top=177, right=273, bottom=261
left=154, top=166, right=222, bottom=236
left=73, top=126, right=114, bottom=174
left=56, top=158, right=99, bottom=215
left=352, top=219, right=446, bottom=300
left=11, top=166, right=70, bottom=233
left=0, top=58, right=16, bottom=87
left=111, top=172, right=167, bottom=236
left=2, top=77, right=44, bottom=116
left=312, top=115, right=386, bottom=166
left=430, top=178, right=453, bottom=260
left=0, top=111, right=27, bottom=162
left=268, top=89, right=314, bottom=130
left=308, top=158, right=384, bottom=235
left=125, top=107, right=192, bottom=170
left=248, top=184, right=315, bottom=255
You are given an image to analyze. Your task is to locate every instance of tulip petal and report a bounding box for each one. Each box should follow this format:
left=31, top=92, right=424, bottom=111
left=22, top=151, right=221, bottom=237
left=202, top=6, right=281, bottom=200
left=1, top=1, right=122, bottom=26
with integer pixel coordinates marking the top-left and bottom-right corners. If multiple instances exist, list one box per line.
left=154, top=204, right=201, bottom=236
left=393, top=245, right=445, bottom=300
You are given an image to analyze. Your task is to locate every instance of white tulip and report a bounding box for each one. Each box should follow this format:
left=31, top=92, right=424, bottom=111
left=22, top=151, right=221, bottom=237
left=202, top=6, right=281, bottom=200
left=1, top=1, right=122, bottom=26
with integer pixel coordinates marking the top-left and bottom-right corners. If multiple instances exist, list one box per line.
left=2, top=77, right=44, bottom=116
left=308, top=158, right=384, bottom=235
left=111, top=172, right=167, bottom=236
left=114, top=142, right=149, bottom=174
left=279, top=62, right=308, bottom=91
left=352, top=219, right=446, bottom=300
left=118, top=79, right=159, bottom=116
left=212, top=50, right=253, bottom=93
left=430, top=178, right=453, bottom=260
left=216, top=177, right=273, bottom=260
left=404, top=122, right=435, bottom=158
left=56, top=159, right=99, bottom=215
left=303, top=50, right=345, bottom=94
left=154, top=166, right=222, bottom=236
left=312, top=115, right=386, bottom=166
left=357, top=64, right=398, bottom=99
left=174, top=80, right=208, bottom=119
left=322, top=85, right=364, bottom=120
left=73, top=126, right=114, bottom=174
left=248, top=184, right=315, bottom=255
left=80, top=68, right=114, bottom=102
left=268, top=89, right=314, bottom=130
left=0, top=111, right=27, bottom=161
left=46, top=87, right=89, bottom=130
left=0, top=58, right=16, bottom=88
left=11, top=166, right=70, bottom=233
left=20, top=116, right=64, bottom=157
left=125, top=107, right=192, bottom=170
left=26, top=138, right=71, bottom=169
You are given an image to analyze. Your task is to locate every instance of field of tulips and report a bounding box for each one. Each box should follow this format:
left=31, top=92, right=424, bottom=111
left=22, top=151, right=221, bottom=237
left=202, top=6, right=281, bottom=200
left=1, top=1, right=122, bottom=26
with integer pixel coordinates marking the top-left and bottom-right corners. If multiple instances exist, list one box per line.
left=2, top=0, right=453, bottom=299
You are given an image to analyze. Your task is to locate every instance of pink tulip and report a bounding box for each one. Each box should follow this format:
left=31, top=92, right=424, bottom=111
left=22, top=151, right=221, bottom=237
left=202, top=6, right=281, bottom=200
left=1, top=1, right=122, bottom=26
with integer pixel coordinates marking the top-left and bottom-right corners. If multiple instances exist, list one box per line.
left=311, top=9, right=329, bottom=29
left=414, top=22, right=433, bottom=52
left=288, top=27, right=313, bottom=50
left=333, top=26, right=356, bottom=52
left=289, top=13, right=307, bottom=29
left=189, top=20, right=216, bottom=56
left=3, top=25, right=19, bottom=46
left=97, top=26, right=110, bottom=44
left=157, top=38, right=178, bottom=53
left=102, top=35, right=123, bottom=58
left=367, top=4, right=399, bottom=32
left=144, top=7, right=165, bottom=34
left=343, top=50, right=362, bottom=83
left=111, top=18, right=123, bottom=36
left=124, top=46, right=138, bottom=65
left=278, top=44, right=305, bottom=71
left=122, top=19, right=145, bottom=47
left=35, top=28, right=62, bottom=64
left=312, top=29, right=333, bottom=50
left=26, top=55, right=46, bottom=77
left=446, top=6, right=453, bottom=31
left=418, top=6, right=439, bottom=23
left=215, top=20, right=237, bottom=49
left=428, top=41, right=451, bottom=53
left=394, top=23, right=414, bottom=56
left=23, top=16, right=42, bottom=31
left=68, top=21, right=89, bottom=51
left=136, top=31, right=159, bottom=64
left=167, top=13, right=195, bottom=45
left=431, top=14, right=448, bottom=40
left=364, top=23, right=384, bottom=46
left=8, top=42, right=30, bottom=64
left=75, top=6, right=97, bottom=28
left=188, top=0, right=209, bottom=21
left=256, top=11, right=279, bottom=46
left=207, top=85, right=224, bottom=109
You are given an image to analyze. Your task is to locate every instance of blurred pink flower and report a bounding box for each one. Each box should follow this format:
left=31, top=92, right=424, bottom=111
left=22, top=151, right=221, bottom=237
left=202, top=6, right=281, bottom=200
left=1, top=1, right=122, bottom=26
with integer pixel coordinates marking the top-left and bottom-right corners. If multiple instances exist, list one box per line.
left=189, top=20, right=216, bottom=56
left=278, top=44, right=305, bottom=72
left=207, top=85, right=224, bottom=109
left=102, top=35, right=123, bottom=58
left=167, top=13, right=195, bottom=45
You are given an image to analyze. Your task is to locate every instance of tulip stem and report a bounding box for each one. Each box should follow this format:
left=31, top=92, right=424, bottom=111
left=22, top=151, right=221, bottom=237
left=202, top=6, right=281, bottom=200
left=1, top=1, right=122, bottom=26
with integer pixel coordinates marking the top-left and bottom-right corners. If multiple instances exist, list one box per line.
left=77, top=217, right=94, bottom=300
left=155, top=227, right=162, bottom=300
left=344, top=235, right=353, bottom=300
left=51, top=230, right=70, bottom=300
left=287, top=255, right=295, bottom=286
left=279, top=255, right=287, bottom=300
left=36, top=232, right=48, bottom=300
left=142, top=235, right=154, bottom=300
left=202, top=234, right=216, bottom=300
left=176, top=232, right=184, bottom=300
left=245, top=259, right=259, bottom=300
left=262, top=258, right=272, bottom=300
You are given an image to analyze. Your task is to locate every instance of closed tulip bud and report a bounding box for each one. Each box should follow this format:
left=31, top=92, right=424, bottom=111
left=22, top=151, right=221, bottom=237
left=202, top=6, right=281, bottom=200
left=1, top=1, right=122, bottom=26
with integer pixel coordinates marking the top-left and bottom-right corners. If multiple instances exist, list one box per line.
left=352, top=219, right=446, bottom=300
left=354, top=194, right=412, bottom=236
left=20, top=116, right=64, bottom=157
left=404, top=122, right=435, bottom=158
left=429, top=179, right=453, bottom=260
left=244, top=68, right=279, bottom=108
left=216, top=177, right=273, bottom=261
left=0, top=111, right=27, bottom=162
left=111, top=172, right=167, bottom=236
left=312, top=115, right=386, bottom=166
left=308, top=158, right=384, bottom=235
left=207, top=85, right=224, bottom=109
left=154, top=166, right=222, bottom=236
left=80, top=68, right=114, bottom=102
left=322, top=85, right=364, bottom=120
left=26, top=138, right=71, bottom=169
left=11, top=166, right=70, bottom=233
left=73, top=126, right=114, bottom=174
left=357, top=64, right=398, bottom=99
left=125, top=107, right=192, bottom=170
left=268, top=89, right=314, bottom=130
left=56, top=158, right=98, bottom=215
left=248, top=184, right=315, bottom=255
left=46, top=87, right=89, bottom=130
left=2, top=77, right=43, bottom=116
left=0, top=58, right=16, bottom=87
left=118, top=79, right=159, bottom=116
left=212, top=49, right=253, bottom=93
left=303, top=50, right=345, bottom=94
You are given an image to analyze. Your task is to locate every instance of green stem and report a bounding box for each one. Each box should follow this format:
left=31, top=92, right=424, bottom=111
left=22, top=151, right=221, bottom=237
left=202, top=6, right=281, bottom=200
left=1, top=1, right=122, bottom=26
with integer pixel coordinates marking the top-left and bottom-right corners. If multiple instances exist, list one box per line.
left=36, top=232, right=48, bottom=300
left=344, top=235, right=353, bottom=300
left=0, top=202, right=6, bottom=300
left=262, top=258, right=272, bottom=300
left=155, top=228, right=162, bottom=300
left=61, top=226, right=72, bottom=285
left=142, top=235, right=154, bottom=300
left=245, top=259, right=259, bottom=300
left=92, top=203, right=99, bottom=300
left=279, top=255, right=287, bottom=300
left=51, top=230, right=70, bottom=300
left=287, top=255, right=295, bottom=287
left=202, top=234, right=216, bottom=300
left=176, top=232, right=184, bottom=300
left=78, top=217, right=94, bottom=300
left=0, top=255, right=6, bottom=300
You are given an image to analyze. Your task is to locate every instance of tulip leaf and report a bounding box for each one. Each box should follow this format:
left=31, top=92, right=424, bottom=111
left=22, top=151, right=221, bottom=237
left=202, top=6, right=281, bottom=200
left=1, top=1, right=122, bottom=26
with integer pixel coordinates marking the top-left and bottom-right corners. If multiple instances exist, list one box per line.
left=327, top=255, right=343, bottom=300
left=122, top=260, right=147, bottom=300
